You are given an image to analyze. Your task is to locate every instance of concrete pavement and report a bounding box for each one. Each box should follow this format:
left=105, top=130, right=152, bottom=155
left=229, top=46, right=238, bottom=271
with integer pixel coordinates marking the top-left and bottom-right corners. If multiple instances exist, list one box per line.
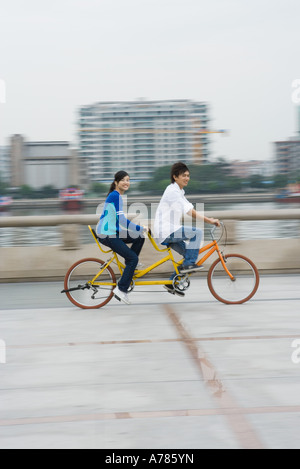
left=0, top=275, right=300, bottom=449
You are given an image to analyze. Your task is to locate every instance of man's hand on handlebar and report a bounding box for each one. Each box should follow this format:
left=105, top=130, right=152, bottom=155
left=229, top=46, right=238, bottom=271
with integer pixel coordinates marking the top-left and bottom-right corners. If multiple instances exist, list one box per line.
left=207, top=217, right=221, bottom=227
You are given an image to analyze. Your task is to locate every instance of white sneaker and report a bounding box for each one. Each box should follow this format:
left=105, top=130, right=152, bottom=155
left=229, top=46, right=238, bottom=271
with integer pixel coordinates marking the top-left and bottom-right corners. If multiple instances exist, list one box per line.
left=114, top=287, right=131, bottom=305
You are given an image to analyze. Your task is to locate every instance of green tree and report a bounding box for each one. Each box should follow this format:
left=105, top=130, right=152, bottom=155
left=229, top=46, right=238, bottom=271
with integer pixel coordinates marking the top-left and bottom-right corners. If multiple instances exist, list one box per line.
left=19, top=185, right=35, bottom=198
left=39, top=185, right=59, bottom=198
left=0, top=174, right=9, bottom=195
left=247, top=174, right=265, bottom=189
left=271, top=174, right=289, bottom=189
left=90, top=182, right=108, bottom=195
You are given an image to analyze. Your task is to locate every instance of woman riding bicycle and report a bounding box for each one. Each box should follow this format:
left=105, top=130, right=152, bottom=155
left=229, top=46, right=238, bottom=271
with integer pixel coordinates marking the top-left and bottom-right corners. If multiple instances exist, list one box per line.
left=96, top=170, right=146, bottom=305
left=63, top=167, right=259, bottom=308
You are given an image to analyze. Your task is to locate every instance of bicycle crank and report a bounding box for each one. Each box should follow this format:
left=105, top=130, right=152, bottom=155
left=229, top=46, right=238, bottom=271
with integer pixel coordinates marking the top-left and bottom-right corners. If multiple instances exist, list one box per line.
left=61, top=284, right=91, bottom=294
left=172, top=274, right=191, bottom=292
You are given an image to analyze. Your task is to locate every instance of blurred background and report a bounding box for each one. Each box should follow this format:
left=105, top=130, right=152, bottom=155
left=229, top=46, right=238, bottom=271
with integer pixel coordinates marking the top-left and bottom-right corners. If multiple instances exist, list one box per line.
left=1, top=0, right=300, bottom=258
left=1, top=0, right=300, bottom=450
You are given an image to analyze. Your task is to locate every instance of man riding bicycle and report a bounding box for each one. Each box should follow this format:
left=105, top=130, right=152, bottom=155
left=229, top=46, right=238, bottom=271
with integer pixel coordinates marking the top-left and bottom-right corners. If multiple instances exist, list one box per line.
left=154, top=162, right=220, bottom=296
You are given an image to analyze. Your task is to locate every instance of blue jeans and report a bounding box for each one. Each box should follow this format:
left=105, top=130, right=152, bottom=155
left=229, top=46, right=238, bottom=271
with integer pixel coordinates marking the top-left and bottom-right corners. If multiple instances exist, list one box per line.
left=162, top=226, right=203, bottom=279
left=100, top=232, right=145, bottom=293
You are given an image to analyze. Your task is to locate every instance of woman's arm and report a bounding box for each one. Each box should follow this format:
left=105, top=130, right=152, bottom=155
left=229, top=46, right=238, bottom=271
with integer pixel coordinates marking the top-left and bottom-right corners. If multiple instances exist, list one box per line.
left=115, top=193, right=143, bottom=232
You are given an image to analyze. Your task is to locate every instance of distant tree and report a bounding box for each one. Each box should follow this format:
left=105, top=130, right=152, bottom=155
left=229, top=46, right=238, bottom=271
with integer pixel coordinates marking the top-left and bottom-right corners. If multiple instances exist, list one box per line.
left=19, top=185, right=35, bottom=198
left=136, top=163, right=270, bottom=195
left=90, top=182, right=108, bottom=195
left=39, top=185, right=59, bottom=198
left=271, top=174, right=289, bottom=189
left=0, top=174, right=9, bottom=195
left=247, top=174, right=265, bottom=189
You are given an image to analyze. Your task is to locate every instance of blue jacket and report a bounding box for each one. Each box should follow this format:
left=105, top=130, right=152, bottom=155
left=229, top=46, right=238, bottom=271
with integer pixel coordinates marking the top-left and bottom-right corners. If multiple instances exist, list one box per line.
left=96, top=190, right=142, bottom=236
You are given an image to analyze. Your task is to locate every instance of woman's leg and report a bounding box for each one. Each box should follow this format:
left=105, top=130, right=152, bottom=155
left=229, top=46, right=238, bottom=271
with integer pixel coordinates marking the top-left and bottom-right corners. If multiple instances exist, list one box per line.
left=125, top=233, right=145, bottom=257
left=101, top=236, right=138, bottom=292
left=101, top=234, right=145, bottom=292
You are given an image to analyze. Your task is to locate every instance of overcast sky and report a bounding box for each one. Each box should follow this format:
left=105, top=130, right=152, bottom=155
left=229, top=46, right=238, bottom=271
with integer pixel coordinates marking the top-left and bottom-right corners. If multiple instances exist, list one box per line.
left=0, top=0, right=299, bottom=161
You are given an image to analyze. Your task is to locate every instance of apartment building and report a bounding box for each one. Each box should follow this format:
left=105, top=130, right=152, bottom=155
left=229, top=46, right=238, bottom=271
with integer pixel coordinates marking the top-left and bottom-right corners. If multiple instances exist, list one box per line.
left=78, top=99, right=210, bottom=182
left=10, top=135, right=79, bottom=189
left=274, top=137, right=300, bottom=175
left=274, top=106, right=300, bottom=176
left=230, top=159, right=275, bottom=179
left=0, top=145, right=10, bottom=182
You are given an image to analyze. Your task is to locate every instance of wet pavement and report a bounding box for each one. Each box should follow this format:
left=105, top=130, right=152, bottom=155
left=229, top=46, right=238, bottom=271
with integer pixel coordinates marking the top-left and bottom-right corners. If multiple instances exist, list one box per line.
left=0, top=275, right=300, bottom=449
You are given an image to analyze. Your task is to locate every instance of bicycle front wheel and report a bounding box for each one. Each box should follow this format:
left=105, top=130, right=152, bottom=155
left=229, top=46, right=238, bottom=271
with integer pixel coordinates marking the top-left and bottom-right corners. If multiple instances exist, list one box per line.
left=207, top=254, right=259, bottom=304
left=64, top=258, right=116, bottom=309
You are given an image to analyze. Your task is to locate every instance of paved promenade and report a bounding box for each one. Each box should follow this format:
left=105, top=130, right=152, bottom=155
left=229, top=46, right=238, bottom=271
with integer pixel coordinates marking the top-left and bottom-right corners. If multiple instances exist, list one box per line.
left=0, top=275, right=300, bottom=449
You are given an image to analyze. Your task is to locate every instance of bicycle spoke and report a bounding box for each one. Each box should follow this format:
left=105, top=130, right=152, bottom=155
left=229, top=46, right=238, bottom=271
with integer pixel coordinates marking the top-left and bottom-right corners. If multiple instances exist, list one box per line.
left=208, top=254, right=259, bottom=304
left=63, top=258, right=116, bottom=309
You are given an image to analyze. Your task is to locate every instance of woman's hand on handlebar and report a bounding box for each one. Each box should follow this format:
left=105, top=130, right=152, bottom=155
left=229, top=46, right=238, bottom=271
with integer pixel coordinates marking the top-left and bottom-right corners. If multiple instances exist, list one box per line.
left=142, top=225, right=151, bottom=234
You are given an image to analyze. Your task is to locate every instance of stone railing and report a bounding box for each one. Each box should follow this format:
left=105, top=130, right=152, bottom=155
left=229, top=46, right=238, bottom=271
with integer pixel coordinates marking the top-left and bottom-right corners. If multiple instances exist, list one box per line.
left=0, top=209, right=299, bottom=281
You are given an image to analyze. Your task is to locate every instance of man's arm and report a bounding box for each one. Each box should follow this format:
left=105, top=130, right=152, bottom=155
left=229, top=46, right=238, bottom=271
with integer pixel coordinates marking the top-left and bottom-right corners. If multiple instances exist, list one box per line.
left=187, top=208, right=221, bottom=226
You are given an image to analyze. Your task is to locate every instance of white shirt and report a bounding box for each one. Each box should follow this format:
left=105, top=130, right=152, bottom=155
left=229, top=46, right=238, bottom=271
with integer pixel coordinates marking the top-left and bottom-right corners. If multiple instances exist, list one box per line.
left=154, top=182, right=194, bottom=244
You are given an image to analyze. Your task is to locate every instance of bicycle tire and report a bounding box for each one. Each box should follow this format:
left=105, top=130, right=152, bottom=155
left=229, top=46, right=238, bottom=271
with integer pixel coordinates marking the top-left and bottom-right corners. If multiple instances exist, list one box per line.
left=63, top=258, right=116, bottom=309
left=207, top=254, right=259, bottom=305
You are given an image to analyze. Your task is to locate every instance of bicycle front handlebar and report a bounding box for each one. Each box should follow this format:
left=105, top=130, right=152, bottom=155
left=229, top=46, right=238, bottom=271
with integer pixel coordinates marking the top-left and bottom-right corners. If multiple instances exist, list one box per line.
left=210, top=221, right=224, bottom=240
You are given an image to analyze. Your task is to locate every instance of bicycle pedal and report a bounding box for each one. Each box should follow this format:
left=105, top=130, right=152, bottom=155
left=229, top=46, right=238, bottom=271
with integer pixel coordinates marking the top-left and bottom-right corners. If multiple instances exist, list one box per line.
left=163, top=285, right=176, bottom=295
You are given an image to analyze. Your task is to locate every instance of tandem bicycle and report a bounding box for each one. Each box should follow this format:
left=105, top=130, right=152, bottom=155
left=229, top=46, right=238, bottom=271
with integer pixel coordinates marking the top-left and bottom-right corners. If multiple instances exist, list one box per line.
left=61, top=222, right=260, bottom=308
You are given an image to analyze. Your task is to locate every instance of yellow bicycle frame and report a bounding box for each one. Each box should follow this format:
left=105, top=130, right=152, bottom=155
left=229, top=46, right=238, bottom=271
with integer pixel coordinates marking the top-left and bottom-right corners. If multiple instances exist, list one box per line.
left=88, top=225, right=234, bottom=287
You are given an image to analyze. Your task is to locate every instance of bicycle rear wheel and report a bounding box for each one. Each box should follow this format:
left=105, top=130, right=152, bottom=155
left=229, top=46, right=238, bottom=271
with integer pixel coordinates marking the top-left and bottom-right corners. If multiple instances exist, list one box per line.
left=63, top=258, right=116, bottom=309
left=207, top=254, right=259, bottom=304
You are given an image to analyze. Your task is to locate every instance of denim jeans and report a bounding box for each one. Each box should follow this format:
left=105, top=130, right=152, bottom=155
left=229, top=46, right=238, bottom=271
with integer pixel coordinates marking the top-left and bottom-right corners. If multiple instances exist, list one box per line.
left=162, top=226, right=203, bottom=265
left=162, top=226, right=203, bottom=280
left=100, top=232, right=145, bottom=293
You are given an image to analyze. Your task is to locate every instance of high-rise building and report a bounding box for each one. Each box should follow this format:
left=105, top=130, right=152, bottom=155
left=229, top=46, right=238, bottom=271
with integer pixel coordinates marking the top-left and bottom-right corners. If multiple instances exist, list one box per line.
left=0, top=145, right=10, bottom=183
left=274, top=137, right=300, bottom=175
left=274, top=106, right=300, bottom=176
left=78, top=99, right=210, bottom=182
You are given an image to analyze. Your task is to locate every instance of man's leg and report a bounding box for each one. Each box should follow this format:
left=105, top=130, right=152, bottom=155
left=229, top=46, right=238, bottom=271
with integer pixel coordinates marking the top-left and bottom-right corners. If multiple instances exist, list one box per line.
left=180, top=226, right=203, bottom=266
left=163, top=227, right=203, bottom=279
left=163, top=239, right=186, bottom=281
left=165, top=226, right=202, bottom=266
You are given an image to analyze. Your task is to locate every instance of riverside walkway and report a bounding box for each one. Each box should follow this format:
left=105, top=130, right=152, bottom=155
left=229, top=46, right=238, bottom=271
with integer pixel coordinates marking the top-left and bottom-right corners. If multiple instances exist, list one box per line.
left=0, top=274, right=300, bottom=449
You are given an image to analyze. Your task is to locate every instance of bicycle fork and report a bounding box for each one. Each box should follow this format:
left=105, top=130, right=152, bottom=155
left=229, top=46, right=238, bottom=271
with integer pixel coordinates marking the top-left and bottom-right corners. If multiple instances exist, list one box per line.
left=218, top=250, right=235, bottom=281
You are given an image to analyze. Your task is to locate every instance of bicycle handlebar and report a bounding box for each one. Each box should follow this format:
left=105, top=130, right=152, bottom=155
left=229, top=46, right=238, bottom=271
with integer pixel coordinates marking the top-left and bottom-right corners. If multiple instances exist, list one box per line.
left=148, top=223, right=223, bottom=242
left=210, top=221, right=224, bottom=240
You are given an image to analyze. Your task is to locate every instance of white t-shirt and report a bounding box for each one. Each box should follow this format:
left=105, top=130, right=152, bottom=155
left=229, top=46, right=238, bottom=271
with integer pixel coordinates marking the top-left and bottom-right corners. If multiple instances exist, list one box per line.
left=154, top=182, right=194, bottom=244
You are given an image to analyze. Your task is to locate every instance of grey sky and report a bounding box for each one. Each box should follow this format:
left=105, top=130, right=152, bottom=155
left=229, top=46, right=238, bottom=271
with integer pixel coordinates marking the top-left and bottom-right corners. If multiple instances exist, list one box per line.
left=0, top=0, right=299, bottom=161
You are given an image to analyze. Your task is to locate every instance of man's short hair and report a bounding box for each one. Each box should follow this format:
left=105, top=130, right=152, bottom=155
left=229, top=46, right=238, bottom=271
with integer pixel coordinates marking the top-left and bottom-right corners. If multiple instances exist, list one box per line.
left=170, top=162, right=190, bottom=183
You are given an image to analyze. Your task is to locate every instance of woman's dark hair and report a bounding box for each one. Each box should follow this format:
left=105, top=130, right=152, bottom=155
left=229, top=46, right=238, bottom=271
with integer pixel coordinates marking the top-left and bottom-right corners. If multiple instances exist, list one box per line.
left=107, top=170, right=129, bottom=196
left=170, top=162, right=190, bottom=183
